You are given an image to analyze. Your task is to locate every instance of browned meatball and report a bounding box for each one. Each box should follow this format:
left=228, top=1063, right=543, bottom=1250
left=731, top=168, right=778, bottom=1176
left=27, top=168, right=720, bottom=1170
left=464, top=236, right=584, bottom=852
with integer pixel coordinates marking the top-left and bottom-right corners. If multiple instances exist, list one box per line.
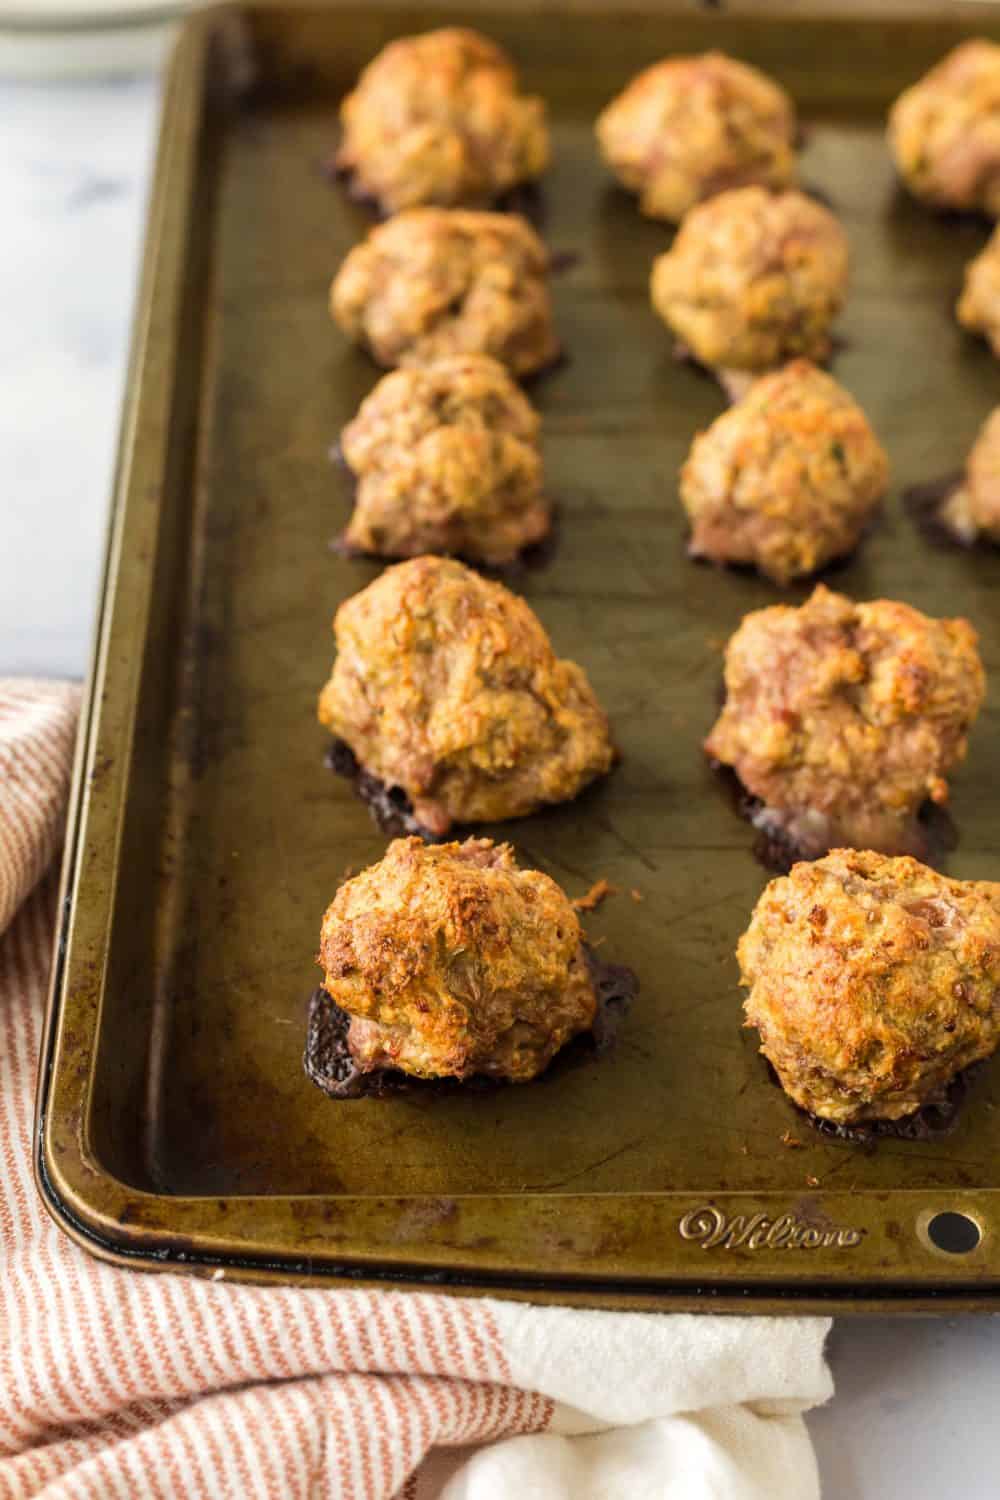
left=650, top=187, right=849, bottom=389
left=889, top=41, right=1000, bottom=216
left=596, top=52, right=797, bottom=223
left=318, top=555, right=614, bottom=835
left=335, top=29, right=549, bottom=214
left=330, top=209, right=559, bottom=376
left=339, top=354, right=550, bottom=565
left=739, top=849, right=1000, bottom=1124
left=680, top=360, right=888, bottom=583
left=957, top=223, right=1000, bottom=357
left=706, top=585, right=986, bottom=858
left=318, top=836, right=597, bottom=1082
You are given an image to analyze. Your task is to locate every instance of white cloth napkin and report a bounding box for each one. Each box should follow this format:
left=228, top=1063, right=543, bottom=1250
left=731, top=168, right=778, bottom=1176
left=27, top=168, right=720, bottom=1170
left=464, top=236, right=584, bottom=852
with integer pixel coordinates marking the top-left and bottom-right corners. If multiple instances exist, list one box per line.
left=420, top=1301, right=832, bottom=1498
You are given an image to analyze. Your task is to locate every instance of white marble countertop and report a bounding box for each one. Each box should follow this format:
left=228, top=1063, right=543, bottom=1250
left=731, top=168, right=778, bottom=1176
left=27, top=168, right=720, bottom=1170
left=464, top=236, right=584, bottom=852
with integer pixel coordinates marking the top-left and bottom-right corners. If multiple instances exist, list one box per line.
left=2, top=64, right=999, bottom=1497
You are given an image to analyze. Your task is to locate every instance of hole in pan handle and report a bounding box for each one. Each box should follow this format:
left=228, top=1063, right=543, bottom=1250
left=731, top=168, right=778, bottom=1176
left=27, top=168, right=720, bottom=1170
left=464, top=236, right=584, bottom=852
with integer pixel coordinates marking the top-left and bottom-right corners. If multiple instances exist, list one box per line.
left=918, top=1210, right=983, bottom=1256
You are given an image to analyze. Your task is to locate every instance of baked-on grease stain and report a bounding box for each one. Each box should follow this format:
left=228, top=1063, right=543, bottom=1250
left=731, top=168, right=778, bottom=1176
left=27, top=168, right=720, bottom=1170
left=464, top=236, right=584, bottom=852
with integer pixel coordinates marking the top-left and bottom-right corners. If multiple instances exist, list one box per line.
left=801, top=181, right=837, bottom=212
left=304, top=948, right=638, bottom=1101
left=902, top=470, right=1000, bottom=553
left=707, top=757, right=959, bottom=875
left=324, top=161, right=552, bottom=232
left=324, top=738, right=442, bottom=841
left=903, top=471, right=964, bottom=546
left=674, top=335, right=849, bottom=404
left=548, top=249, right=581, bottom=275
left=762, top=1056, right=982, bottom=1145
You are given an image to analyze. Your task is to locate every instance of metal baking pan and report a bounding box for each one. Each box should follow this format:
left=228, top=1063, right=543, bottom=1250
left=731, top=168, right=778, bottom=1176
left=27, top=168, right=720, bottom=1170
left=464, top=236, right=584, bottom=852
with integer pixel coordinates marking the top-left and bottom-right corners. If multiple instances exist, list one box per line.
left=35, top=0, right=1000, bottom=1308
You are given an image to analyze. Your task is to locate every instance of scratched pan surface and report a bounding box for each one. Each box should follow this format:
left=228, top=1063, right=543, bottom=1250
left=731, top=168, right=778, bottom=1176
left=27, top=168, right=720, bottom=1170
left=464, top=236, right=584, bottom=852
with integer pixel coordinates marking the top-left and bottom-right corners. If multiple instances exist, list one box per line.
left=36, top=2, right=1000, bottom=1304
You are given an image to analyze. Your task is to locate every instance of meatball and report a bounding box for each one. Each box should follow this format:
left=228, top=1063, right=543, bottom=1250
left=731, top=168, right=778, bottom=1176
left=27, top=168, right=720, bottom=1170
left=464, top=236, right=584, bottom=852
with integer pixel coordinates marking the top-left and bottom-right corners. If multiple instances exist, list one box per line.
left=705, top=584, right=986, bottom=858
left=739, top=849, right=1000, bottom=1124
left=889, top=40, right=1000, bottom=216
left=338, top=354, right=550, bottom=565
left=957, top=223, right=1000, bottom=356
left=318, top=836, right=597, bottom=1082
left=335, top=29, right=549, bottom=214
left=943, top=406, right=1000, bottom=544
left=680, top=360, right=888, bottom=583
left=650, top=187, right=849, bottom=388
left=330, top=208, right=559, bottom=376
left=596, top=52, right=797, bottom=223
left=318, top=555, right=614, bottom=834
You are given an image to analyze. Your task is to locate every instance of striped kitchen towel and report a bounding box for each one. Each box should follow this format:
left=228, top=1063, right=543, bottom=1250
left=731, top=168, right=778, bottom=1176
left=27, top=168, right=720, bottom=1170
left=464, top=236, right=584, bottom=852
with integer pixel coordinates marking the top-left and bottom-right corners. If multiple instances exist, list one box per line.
left=0, top=679, right=833, bottom=1500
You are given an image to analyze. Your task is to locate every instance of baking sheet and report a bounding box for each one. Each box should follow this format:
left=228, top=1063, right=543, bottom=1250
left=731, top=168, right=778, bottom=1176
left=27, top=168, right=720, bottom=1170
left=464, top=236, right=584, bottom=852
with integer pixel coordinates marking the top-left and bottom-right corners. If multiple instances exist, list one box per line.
left=36, top=1, right=1000, bottom=1305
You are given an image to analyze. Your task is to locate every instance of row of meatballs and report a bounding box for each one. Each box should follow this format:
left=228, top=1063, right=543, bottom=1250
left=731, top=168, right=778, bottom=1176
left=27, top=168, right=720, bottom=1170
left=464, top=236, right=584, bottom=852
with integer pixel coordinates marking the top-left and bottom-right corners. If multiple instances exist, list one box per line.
left=311, top=30, right=1000, bottom=1131
left=330, top=341, right=1000, bottom=582
left=334, top=27, right=1000, bottom=226
left=317, top=836, right=1000, bottom=1128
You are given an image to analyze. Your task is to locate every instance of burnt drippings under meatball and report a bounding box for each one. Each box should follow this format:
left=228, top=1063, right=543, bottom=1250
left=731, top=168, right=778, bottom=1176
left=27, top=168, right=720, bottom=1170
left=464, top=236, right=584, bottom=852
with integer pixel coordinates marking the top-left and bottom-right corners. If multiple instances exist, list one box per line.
left=318, top=555, right=615, bottom=835
left=740, top=849, right=1000, bottom=1124
left=335, top=29, right=549, bottom=215
left=889, top=40, right=1000, bottom=217
left=951, top=406, right=1000, bottom=542
left=316, top=837, right=598, bottom=1083
left=330, top=208, right=560, bottom=376
left=596, top=51, right=797, bottom=223
left=705, top=584, right=986, bottom=859
left=907, top=406, right=1000, bottom=548
left=338, top=354, right=551, bottom=565
left=306, top=944, right=639, bottom=1098
left=650, top=187, right=849, bottom=384
left=680, top=360, right=888, bottom=584
left=958, top=223, right=1000, bottom=358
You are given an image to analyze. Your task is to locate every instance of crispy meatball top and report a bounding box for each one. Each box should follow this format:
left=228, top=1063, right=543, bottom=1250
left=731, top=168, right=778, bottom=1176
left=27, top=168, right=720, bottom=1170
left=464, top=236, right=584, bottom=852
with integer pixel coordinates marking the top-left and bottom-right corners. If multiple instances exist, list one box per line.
left=336, top=28, right=549, bottom=213
left=650, top=186, right=849, bottom=372
left=330, top=208, right=559, bottom=375
left=706, top=584, right=986, bottom=856
left=318, top=556, right=614, bottom=833
left=680, top=359, right=888, bottom=583
left=889, top=40, right=1000, bottom=216
left=339, top=354, right=547, bottom=565
left=597, top=51, right=796, bottom=222
left=740, top=848, right=1000, bottom=1122
left=319, top=836, right=597, bottom=1081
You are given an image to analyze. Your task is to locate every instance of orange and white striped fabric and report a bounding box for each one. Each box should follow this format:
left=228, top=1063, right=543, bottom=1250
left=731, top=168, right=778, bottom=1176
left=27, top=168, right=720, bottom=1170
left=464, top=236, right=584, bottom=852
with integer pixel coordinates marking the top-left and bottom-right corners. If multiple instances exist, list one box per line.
left=0, top=679, right=833, bottom=1500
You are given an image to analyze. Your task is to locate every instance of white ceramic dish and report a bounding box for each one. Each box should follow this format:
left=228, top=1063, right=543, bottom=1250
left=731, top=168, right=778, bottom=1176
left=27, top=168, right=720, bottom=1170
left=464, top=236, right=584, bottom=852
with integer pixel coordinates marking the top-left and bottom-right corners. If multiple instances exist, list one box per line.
left=0, top=0, right=189, bottom=75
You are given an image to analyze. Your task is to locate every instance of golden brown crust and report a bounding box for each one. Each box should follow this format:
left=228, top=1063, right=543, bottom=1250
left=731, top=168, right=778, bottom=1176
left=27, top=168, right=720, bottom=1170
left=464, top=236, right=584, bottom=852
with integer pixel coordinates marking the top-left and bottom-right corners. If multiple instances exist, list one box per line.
left=330, top=208, right=560, bottom=376
left=739, top=849, right=1000, bottom=1122
left=597, top=51, right=796, bottom=222
left=336, top=28, right=549, bottom=213
left=705, top=584, right=986, bottom=856
left=889, top=40, right=1000, bottom=216
left=318, top=555, right=615, bottom=834
left=680, top=360, right=888, bottom=583
left=340, top=354, right=550, bottom=564
left=318, top=836, right=597, bottom=1081
left=650, top=186, right=849, bottom=373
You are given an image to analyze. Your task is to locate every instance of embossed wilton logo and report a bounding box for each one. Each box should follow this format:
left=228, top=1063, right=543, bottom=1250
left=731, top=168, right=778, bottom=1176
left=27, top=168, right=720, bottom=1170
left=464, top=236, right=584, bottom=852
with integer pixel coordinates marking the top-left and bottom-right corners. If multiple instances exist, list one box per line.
left=679, top=1205, right=864, bottom=1251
